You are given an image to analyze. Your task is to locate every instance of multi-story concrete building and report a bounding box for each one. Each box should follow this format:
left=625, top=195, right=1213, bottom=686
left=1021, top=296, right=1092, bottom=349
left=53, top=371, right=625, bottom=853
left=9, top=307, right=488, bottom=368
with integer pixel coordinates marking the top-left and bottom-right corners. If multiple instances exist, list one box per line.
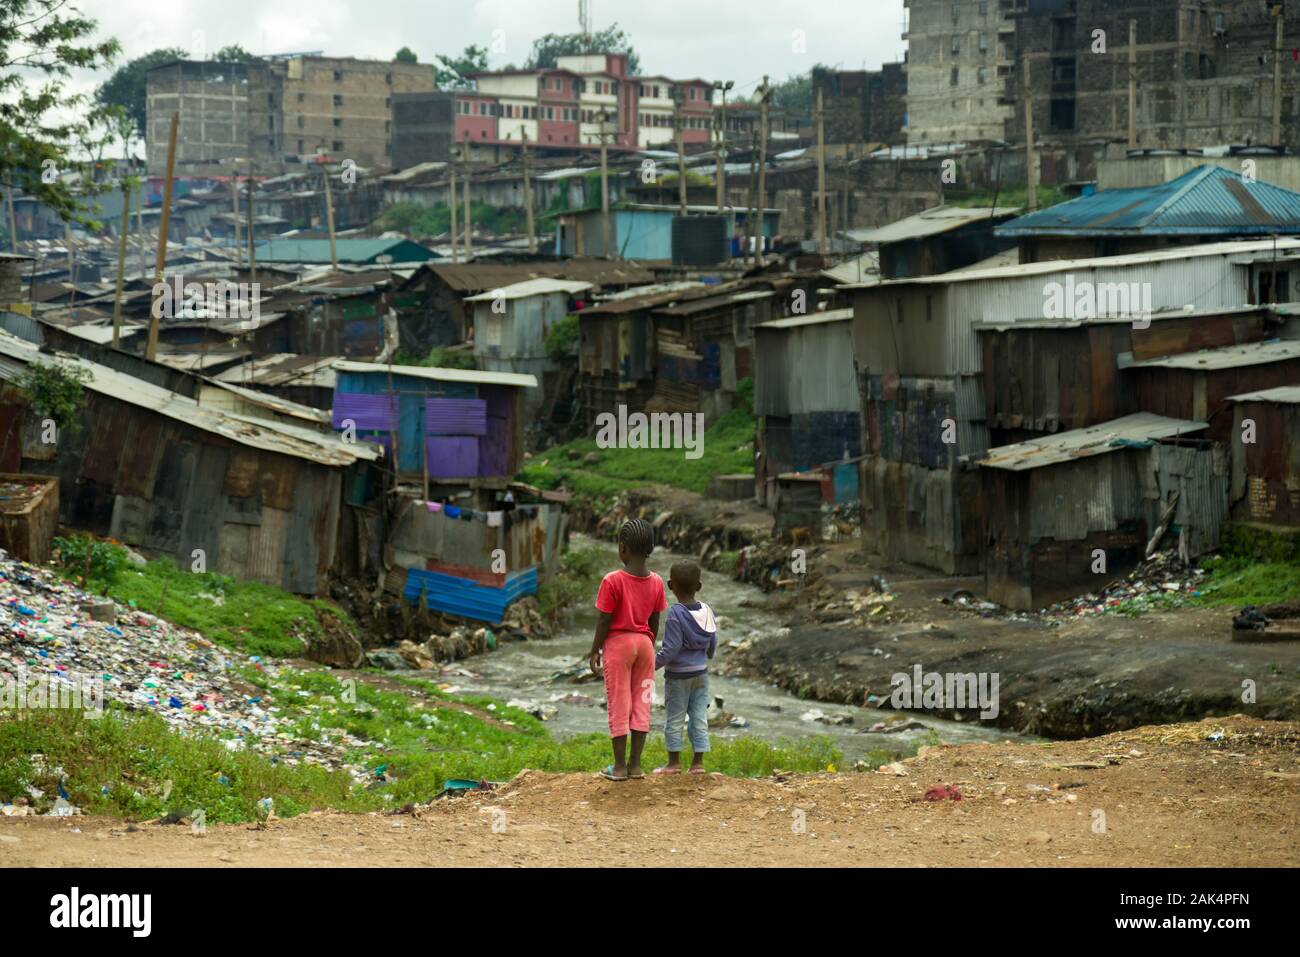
left=904, top=0, right=1017, bottom=143
left=454, top=53, right=714, bottom=155
left=813, top=64, right=909, bottom=146
left=146, top=55, right=435, bottom=174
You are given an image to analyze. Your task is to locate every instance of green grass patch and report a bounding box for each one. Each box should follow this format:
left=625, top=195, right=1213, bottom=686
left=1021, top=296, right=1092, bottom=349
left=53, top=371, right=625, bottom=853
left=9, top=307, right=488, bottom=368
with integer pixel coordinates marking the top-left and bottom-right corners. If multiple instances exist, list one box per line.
left=1, top=666, right=845, bottom=822
left=1193, top=556, right=1300, bottom=607
left=946, top=183, right=1068, bottom=211
left=520, top=405, right=756, bottom=501
left=0, top=706, right=359, bottom=823
left=392, top=345, right=476, bottom=369
left=375, top=201, right=527, bottom=238
left=53, top=543, right=357, bottom=658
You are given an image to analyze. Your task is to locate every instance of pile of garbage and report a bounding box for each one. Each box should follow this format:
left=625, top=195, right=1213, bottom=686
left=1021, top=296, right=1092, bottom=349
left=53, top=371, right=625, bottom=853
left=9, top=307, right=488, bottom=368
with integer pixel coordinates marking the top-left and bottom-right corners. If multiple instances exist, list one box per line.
left=1041, top=551, right=1207, bottom=618
left=0, top=551, right=377, bottom=808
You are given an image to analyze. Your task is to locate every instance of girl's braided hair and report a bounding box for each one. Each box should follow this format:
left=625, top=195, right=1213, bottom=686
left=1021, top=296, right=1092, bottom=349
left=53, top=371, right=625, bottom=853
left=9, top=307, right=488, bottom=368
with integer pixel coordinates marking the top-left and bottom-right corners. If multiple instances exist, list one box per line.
left=618, top=518, right=655, bottom=557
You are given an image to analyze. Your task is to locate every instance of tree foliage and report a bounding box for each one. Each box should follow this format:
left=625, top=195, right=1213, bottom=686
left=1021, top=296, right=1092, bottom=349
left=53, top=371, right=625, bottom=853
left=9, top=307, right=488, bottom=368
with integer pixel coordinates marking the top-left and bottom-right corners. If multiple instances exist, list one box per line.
left=525, top=24, right=639, bottom=75
left=431, top=44, right=487, bottom=89
left=15, top=361, right=92, bottom=434
left=394, top=46, right=417, bottom=64
left=1, top=0, right=122, bottom=223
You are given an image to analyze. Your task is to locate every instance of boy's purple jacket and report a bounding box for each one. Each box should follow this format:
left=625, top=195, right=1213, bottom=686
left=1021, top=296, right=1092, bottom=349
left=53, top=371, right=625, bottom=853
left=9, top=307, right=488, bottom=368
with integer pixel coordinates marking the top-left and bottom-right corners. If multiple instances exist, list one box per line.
left=655, top=601, right=717, bottom=676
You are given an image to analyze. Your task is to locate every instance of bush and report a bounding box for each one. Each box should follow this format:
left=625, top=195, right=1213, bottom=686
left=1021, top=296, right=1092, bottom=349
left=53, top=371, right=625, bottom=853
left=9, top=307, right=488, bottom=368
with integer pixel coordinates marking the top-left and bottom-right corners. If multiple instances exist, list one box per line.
left=544, top=313, right=579, bottom=362
left=52, top=534, right=130, bottom=587
left=15, top=362, right=92, bottom=434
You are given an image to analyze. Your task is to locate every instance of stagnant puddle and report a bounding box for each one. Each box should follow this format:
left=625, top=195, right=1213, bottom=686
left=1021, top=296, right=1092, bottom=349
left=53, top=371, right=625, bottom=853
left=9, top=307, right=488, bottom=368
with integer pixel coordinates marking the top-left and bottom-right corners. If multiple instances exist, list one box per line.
left=447, top=535, right=1033, bottom=762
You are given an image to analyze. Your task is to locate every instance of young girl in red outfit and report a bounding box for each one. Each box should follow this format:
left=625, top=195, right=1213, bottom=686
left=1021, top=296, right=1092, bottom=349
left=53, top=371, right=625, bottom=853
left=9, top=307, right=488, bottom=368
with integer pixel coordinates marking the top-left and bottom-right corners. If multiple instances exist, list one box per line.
left=589, top=518, right=666, bottom=781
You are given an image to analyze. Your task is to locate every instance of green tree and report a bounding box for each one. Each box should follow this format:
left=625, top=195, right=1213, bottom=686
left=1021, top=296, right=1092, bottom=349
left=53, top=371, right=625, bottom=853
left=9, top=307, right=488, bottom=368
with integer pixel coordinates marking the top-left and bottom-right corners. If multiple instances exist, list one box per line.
left=431, top=44, right=487, bottom=89
left=213, top=44, right=257, bottom=63
left=93, top=46, right=185, bottom=139
left=394, top=46, right=417, bottom=64
left=525, top=24, right=639, bottom=75
left=2, top=0, right=122, bottom=225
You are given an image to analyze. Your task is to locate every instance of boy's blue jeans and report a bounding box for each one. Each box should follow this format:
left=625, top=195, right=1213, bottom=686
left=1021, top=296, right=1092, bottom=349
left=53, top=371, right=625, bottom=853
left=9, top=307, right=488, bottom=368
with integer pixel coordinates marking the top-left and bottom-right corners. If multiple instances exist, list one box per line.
left=663, top=673, right=710, bottom=753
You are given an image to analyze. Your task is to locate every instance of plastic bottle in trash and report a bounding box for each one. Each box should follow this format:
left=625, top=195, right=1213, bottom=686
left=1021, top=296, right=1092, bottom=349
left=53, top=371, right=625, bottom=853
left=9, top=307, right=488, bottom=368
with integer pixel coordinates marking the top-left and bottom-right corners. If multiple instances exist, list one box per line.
left=52, top=797, right=74, bottom=817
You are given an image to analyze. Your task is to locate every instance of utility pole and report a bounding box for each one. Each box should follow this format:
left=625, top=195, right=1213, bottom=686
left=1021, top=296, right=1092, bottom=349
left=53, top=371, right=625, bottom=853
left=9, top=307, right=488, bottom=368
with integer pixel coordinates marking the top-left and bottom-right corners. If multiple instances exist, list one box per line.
left=461, top=138, right=473, bottom=260
left=231, top=173, right=242, bottom=269
left=112, top=178, right=130, bottom=348
left=146, top=111, right=178, bottom=362
left=5, top=186, right=16, bottom=253
left=1128, top=19, right=1138, bottom=150
left=713, top=81, right=733, bottom=211
left=521, top=129, right=536, bottom=253
left=755, top=75, right=770, bottom=266
left=246, top=162, right=257, bottom=288
left=1274, top=11, right=1285, bottom=146
left=672, top=89, right=688, bottom=215
left=448, top=155, right=459, bottom=264
left=746, top=129, right=758, bottom=264
left=598, top=109, right=613, bottom=257
left=321, top=157, right=338, bottom=271
left=815, top=86, right=828, bottom=256
left=1022, top=55, right=1037, bottom=211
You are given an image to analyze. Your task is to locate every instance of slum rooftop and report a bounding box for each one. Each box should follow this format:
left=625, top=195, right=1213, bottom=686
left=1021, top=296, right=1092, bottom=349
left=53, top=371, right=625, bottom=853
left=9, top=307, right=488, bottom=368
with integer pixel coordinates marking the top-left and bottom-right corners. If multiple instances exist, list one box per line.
left=977, top=413, right=1209, bottom=472
left=997, top=166, right=1300, bottom=238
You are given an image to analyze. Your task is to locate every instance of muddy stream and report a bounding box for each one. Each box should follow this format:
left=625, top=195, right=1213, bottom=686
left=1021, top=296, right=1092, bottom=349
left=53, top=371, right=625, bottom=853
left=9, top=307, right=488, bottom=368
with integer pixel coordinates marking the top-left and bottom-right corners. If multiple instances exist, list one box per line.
left=447, top=535, right=1033, bottom=761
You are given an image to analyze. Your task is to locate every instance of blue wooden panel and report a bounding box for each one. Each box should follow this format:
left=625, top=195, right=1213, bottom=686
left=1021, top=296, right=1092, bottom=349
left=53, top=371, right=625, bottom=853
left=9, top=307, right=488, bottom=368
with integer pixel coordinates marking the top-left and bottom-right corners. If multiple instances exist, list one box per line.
left=404, top=566, right=538, bottom=623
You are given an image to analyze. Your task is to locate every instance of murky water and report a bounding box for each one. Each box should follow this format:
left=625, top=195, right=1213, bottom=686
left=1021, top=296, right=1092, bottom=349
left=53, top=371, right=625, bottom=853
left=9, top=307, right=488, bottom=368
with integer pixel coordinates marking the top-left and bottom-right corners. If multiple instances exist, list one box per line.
left=448, top=535, right=1031, bottom=761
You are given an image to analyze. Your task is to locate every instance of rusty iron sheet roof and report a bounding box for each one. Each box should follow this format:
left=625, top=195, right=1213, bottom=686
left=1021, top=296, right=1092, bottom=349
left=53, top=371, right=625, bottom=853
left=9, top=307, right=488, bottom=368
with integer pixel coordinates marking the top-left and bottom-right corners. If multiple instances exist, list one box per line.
left=1227, top=384, right=1300, bottom=405
left=977, top=412, right=1208, bottom=472
left=847, top=206, right=1021, bottom=245
left=998, top=165, right=1300, bottom=237
left=1119, top=339, right=1300, bottom=371
left=213, top=354, right=340, bottom=388
left=332, top=359, right=537, bottom=389
left=0, top=331, right=376, bottom=466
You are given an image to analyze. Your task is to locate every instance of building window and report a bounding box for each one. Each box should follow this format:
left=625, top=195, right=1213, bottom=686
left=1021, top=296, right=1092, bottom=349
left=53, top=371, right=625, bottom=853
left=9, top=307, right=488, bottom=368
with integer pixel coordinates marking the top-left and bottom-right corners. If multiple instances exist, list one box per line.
left=333, top=94, right=343, bottom=107
left=950, top=68, right=959, bottom=86
left=952, top=36, right=960, bottom=55
left=333, top=118, right=341, bottom=127
left=297, top=116, right=304, bottom=128
left=332, top=140, right=343, bottom=150
left=978, top=0, right=988, bottom=13
left=297, top=92, right=304, bottom=103
left=297, top=139, right=304, bottom=151
left=333, top=70, right=343, bottom=82
left=385, top=72, right=392, bottom=84
left=978, top=33, right=988, bottom=53
left=978, top=66, right=988, bottom=84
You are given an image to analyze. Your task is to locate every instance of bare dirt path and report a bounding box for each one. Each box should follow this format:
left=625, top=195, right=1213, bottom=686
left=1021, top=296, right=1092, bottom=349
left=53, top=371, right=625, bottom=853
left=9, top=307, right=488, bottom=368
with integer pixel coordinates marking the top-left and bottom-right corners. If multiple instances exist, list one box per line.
left=4, top=716, right=1297, bottom=867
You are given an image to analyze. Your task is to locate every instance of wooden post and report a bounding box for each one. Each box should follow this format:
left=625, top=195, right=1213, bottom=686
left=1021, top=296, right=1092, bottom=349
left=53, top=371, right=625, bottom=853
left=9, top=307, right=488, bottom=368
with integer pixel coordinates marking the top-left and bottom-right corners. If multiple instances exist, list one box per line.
left=462, top=140, right=473, bottom=259
left=5, top=185, right=16, bottom=253
left=746, top=129, right=758, bottom=264
left=448, top=158, right=460, bottom=264
left=673, top=92, right=688, bottom=216
left=231, top=174, right=242, bottom=269
left=322, top=159, right=338, bottom=270
left=521, top=130, right=536, bottom=253
left=1128, top=19, right=1138, bottom=150
left=599, top=110, right=612, bottom=257
left=112, top=179, right=130, bottom=348
left=756, top=76, right=770, bottom=266
left=246, top=163, right=256, bottom=287
left=1022, top=56, right=1037, bottom=211
left=146, top=111, right=178, bottom=362
left=815, top=86, right=828, bottom=256
left=1274, top=12, right=1285, bottom=146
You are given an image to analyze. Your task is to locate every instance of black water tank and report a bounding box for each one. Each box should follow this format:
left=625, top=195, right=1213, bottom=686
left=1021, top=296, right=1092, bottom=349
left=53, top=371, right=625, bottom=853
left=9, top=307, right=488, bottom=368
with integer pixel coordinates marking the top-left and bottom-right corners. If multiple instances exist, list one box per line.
left=672, top=215, right=727, bottom=266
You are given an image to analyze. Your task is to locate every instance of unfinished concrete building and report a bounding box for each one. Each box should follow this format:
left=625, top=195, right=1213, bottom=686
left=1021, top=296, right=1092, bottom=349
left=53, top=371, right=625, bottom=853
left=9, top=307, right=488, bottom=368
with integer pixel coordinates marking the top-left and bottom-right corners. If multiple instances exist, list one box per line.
left=146, top=60, right=265, bottom=175
left=147, top=55, right=436, bottom=175
left=904, top=0, right=1018, bottom=143
left=1004, top=0, right=1299, bottom=151
left=813, top=64, right=909, bottom=146
left=391, top=91, right=455, bottom=168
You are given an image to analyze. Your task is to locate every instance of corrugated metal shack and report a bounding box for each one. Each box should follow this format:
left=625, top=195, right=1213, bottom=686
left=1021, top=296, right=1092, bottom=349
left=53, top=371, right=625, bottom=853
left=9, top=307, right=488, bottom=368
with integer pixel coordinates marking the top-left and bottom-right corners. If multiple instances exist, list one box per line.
left=753, top=309, right=859, bottom=504
left=979, top=413, right=1227, bottom=611
left=1227, top=386, right=1300, bottom=528
left=846, top=205, right=1020, bottom=279
left=997, top=166, right=1300, bottom=263
left=214, top=354, right=339, bottom=410
left=977, top=304, right=1294, bottom=445
left=331, top=360, right=535, bottom=487
left=267, top=269, right=404, bottom=359
left=396, top=259, right=652, bottom=357
left=0, top=331, right=380, bottom=595
left=843, top=238, right=1300, bottom=574
left=1123, top=340, right=1300, bottom=443
left=466, top=278, right=591, bottom=421
left=651, top=288, right=773, bottom=421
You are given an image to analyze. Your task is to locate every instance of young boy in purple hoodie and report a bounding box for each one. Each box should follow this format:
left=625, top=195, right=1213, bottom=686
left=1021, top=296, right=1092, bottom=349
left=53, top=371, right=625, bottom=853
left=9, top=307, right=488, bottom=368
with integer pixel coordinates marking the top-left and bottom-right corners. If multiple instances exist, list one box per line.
left=653, top=561, right=717, bottom=775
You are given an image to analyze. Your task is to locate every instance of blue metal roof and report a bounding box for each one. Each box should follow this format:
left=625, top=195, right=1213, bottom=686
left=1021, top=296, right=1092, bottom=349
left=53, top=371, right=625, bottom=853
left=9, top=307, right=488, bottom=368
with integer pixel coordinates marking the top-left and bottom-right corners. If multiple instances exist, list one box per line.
left=996, top=165, right=1300, bottom=238
left=255, top=238, right=436, bottom=264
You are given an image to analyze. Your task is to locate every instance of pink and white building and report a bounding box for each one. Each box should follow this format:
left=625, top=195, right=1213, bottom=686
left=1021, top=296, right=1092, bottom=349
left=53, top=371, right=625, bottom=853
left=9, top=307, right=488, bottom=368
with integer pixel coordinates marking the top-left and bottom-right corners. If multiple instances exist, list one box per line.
left=454, top=53, right=714, bottom=152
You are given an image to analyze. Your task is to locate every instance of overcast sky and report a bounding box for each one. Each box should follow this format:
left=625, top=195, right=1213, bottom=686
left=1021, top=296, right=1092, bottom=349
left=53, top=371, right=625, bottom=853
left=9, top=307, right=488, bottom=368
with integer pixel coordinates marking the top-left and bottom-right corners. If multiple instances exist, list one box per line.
left=76, top=0, right=907, bottom=101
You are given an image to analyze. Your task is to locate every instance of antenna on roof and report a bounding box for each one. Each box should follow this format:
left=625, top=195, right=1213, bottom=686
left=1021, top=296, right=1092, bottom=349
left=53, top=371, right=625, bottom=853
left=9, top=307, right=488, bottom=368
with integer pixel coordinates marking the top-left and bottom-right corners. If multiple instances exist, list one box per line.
left=579, top=0, right=592, bottom=38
